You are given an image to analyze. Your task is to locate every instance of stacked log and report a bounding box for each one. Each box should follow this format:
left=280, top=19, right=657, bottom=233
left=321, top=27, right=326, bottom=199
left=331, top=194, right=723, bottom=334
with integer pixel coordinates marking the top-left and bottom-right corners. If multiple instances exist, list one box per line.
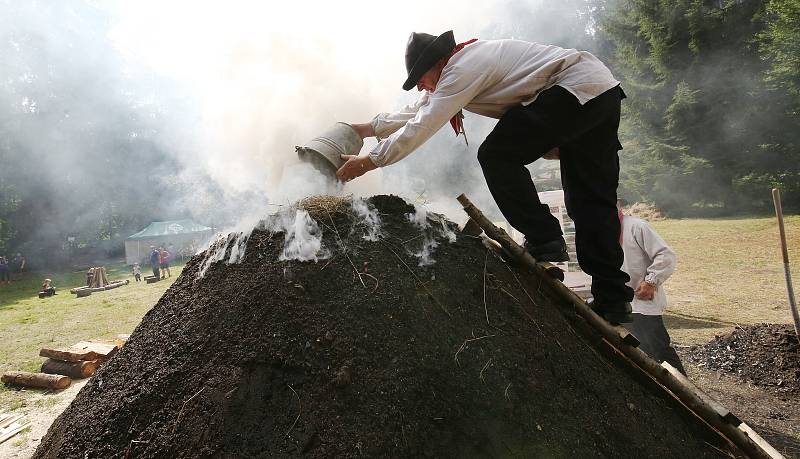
left=1, top=372, right=71, bottom=390
left=2, top=340, right=122, bottom=390
left=70, top=266, right=130, bottom=296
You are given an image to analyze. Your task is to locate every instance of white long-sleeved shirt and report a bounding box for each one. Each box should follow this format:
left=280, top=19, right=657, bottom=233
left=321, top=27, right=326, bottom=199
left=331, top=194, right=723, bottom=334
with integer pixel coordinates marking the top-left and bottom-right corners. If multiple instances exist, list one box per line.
left=369, top=39, right=620, bottom=167
left=620, top=215, right=677, bottom=315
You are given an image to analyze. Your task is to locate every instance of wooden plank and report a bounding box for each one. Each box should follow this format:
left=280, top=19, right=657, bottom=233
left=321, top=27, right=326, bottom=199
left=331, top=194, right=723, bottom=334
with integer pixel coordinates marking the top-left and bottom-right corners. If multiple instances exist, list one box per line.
left=661, top=362, right=741, bottom=426
left=39, top=347, right=100, bottom=362
left=41, top=359, right=99, bottom=379
left=739, top=422, right=786, bottom=459
left=70, top=341, right=119, bottom=360
left=0, top=414, right=23, bottom=429
left=2, top=371, right=71, bottom=390
left=0, top=421, right=30, bottom=445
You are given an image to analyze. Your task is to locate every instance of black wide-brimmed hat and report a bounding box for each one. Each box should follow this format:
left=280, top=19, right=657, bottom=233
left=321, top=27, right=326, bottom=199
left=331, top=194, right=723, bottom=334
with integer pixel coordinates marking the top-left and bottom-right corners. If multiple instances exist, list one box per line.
left=402, top=30, right=455, bottom=91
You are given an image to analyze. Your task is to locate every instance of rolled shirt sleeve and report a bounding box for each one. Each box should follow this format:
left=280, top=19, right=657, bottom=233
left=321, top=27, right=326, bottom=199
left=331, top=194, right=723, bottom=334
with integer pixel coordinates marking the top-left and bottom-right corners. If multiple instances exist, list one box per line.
left=635, top=223, right=677, bottom=286
left=368, top=69, right=487, bottom=167
left=371, top=92, right=430, bottom=139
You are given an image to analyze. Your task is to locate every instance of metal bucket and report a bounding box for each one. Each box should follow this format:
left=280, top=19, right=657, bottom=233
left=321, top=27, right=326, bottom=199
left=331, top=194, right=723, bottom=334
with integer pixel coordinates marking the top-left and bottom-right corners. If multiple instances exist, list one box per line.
left=296, top=122, right=364, bottom=178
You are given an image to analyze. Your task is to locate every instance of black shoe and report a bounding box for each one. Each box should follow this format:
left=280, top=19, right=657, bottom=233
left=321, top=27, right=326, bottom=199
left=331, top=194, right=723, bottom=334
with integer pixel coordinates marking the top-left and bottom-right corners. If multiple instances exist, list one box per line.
left=524, top=238, right=569, bottom=262
left=587, top=299, right=633, bottom=325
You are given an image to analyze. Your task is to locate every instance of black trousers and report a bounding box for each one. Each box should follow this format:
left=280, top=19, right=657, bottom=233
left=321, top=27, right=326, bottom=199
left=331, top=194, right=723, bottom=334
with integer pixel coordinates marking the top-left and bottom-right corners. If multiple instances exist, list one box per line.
left=478, top=85, right=633, bottom=304
left=625, top=314, right=686, bottom=375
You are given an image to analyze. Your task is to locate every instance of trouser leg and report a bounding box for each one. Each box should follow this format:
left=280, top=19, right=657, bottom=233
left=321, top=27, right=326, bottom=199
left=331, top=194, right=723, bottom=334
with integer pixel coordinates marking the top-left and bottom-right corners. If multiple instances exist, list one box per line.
left=477, top=112, right=562, bottom=244
left=558, top=88, right=633, bottom=304
left=626, top=313, right=686, bottom=375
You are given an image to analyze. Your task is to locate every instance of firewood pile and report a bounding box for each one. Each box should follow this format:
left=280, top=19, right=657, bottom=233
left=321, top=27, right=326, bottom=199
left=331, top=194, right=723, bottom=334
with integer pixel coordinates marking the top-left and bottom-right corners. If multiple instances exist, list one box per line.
left=69, top=267, right=129, bottom=297
left=1, top=338, right=124, bottom=391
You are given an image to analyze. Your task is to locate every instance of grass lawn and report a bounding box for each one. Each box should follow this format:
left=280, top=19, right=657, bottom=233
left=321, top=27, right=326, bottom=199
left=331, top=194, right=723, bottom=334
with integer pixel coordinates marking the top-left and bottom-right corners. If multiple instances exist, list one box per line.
left=0, top=261, right=183, bottom=411
left=653, top=215, right=800, bottom=344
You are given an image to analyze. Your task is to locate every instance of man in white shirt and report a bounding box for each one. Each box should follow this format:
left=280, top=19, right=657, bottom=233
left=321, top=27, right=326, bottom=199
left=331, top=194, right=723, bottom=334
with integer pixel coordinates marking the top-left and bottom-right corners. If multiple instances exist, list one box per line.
left=338, top=30, right=634, bottom=324
left=619, top=206, right=685, bottom=374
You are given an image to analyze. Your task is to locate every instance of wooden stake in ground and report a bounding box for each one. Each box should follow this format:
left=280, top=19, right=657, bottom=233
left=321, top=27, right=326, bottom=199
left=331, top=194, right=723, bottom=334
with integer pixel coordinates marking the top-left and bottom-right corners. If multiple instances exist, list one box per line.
left=772, top=188, right=800, bottom=337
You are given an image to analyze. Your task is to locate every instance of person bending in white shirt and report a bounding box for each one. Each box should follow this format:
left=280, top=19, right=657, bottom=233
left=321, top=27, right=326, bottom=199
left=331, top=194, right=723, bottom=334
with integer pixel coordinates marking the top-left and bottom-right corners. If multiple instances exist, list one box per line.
left=338, top=30, right=634, bottom=324
left=619, top=206, right=686, bottom=374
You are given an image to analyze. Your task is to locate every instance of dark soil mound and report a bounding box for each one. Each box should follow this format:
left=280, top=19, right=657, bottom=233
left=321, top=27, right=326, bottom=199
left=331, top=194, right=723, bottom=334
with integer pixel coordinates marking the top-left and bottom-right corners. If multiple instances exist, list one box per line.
left=686, top=323, right=800, bottom=394
left=36, top=195, right=723, bottom=458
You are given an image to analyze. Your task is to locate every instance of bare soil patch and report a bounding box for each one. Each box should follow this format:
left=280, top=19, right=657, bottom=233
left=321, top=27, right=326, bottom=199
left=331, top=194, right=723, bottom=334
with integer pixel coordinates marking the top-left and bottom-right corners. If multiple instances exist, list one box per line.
left=686, top=323, right=799, bottom=394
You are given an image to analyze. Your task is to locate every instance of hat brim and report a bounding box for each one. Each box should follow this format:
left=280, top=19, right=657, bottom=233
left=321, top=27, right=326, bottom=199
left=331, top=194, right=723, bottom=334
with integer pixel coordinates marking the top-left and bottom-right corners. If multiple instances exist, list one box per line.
left=402, top=30, right=455, bottom=91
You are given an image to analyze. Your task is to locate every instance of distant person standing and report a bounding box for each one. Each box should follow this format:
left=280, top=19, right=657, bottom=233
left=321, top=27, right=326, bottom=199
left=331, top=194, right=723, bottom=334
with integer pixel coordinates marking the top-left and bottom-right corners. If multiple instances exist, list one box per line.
left=0, top=256, right=10, bottom=285
left=11, top=253, right=25, bottom=278
left=619, top=205, right=686, bottom=374
left=159, top=247, right=171, bottom=279
left=149, top=246, right=160, bottom=280
left=132, top=263, right=142, bottom=282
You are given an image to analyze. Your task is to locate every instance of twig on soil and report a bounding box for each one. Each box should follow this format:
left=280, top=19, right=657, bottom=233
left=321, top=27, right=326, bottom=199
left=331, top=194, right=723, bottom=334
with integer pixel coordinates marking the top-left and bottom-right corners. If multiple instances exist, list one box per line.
left=380, top=240, right=451, bottom=317
left=483, top=249, right=490, bottom=325
left=499, top=287, right=520, bottom=303
left=285, top=384, right=301, bottom=437
left=504, top=383, right=511, bottom=401
left=319, top=254, right=337, bottom=271
left=360, top=272, right=380, bottom=294
left=324, top=209, right=370, bottom=290
left=499, top=256, right=545, bottom=335
left=172, top=386, right=205, bottom=435
left=479, top=357, right=493, bottom=383
left=400, top=234, right=425, bottom=245
left=124, top=440, right=150, bottom=459
left=454, top=333, right=496, bottom=366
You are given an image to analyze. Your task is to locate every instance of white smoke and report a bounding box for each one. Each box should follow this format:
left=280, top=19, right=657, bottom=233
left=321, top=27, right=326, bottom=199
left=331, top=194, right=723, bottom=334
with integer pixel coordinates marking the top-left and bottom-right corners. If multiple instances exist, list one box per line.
left=404, top=203, right=458, bottom=266
left=351, top=198, right=383, bottom=241
left=406, top=204, right=430, bottom=229
left=273, top=209, right=330, bottom=262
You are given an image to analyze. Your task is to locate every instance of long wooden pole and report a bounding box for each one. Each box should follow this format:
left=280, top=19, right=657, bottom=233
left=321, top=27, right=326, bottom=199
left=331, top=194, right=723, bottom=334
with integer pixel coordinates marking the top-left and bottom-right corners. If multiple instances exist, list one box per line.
left=772, top=188, right=800, bottom=337
left=457, top=193, right=779, bottom=459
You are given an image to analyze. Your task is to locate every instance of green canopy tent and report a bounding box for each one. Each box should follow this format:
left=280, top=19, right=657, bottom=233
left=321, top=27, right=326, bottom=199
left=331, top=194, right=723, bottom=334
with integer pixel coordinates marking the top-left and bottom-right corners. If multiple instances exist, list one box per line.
left=125, top=220, right=213, bottom=265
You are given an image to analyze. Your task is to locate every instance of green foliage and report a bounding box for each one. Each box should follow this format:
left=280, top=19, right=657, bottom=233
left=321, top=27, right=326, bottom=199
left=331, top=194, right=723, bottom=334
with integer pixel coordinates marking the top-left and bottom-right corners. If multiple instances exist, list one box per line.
left=601, top=0, right=800, bottom=215
left=759, top=0, right=800, bottom=109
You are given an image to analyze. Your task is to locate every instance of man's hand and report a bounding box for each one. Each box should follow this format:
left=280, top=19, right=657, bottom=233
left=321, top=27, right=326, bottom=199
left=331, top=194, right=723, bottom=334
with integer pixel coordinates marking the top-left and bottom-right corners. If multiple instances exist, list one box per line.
left=634, top=281, right=656, bottom=300
left=336, top=155, right=376, bottom=182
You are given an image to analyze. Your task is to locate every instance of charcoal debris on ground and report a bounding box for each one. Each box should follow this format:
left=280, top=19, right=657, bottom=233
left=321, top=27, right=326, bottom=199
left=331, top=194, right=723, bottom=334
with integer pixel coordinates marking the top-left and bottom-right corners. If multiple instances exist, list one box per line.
left=687, top=323, right=800, bottom=394
left=36, top=195, right=726, bottom=458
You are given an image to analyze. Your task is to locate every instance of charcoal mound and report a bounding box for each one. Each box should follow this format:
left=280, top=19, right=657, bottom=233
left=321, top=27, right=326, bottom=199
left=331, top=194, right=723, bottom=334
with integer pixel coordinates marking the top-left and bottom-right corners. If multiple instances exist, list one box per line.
left=36, top=195, right=723, bottom=458
left=687, top=323, right=800, bottom=394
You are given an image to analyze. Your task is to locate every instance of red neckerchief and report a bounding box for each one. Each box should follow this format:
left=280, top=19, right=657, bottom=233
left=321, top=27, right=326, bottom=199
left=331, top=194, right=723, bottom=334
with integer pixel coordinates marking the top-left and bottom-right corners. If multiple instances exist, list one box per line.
left=443, top=39, right=478, bottom=138
left=618, top=208, right=625, bottom=244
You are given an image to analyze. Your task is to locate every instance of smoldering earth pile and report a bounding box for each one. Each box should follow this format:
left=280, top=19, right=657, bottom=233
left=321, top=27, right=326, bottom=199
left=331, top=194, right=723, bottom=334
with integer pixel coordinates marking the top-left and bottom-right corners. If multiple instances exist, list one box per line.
left=36, top=195, right=724, bottom=458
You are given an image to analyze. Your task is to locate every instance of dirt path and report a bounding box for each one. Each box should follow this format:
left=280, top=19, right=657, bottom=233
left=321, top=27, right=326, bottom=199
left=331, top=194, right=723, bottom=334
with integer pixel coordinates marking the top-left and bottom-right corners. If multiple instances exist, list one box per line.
left=0, top=380, right=88, bottom=458
left=680, top=358, right=800, bottom=458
